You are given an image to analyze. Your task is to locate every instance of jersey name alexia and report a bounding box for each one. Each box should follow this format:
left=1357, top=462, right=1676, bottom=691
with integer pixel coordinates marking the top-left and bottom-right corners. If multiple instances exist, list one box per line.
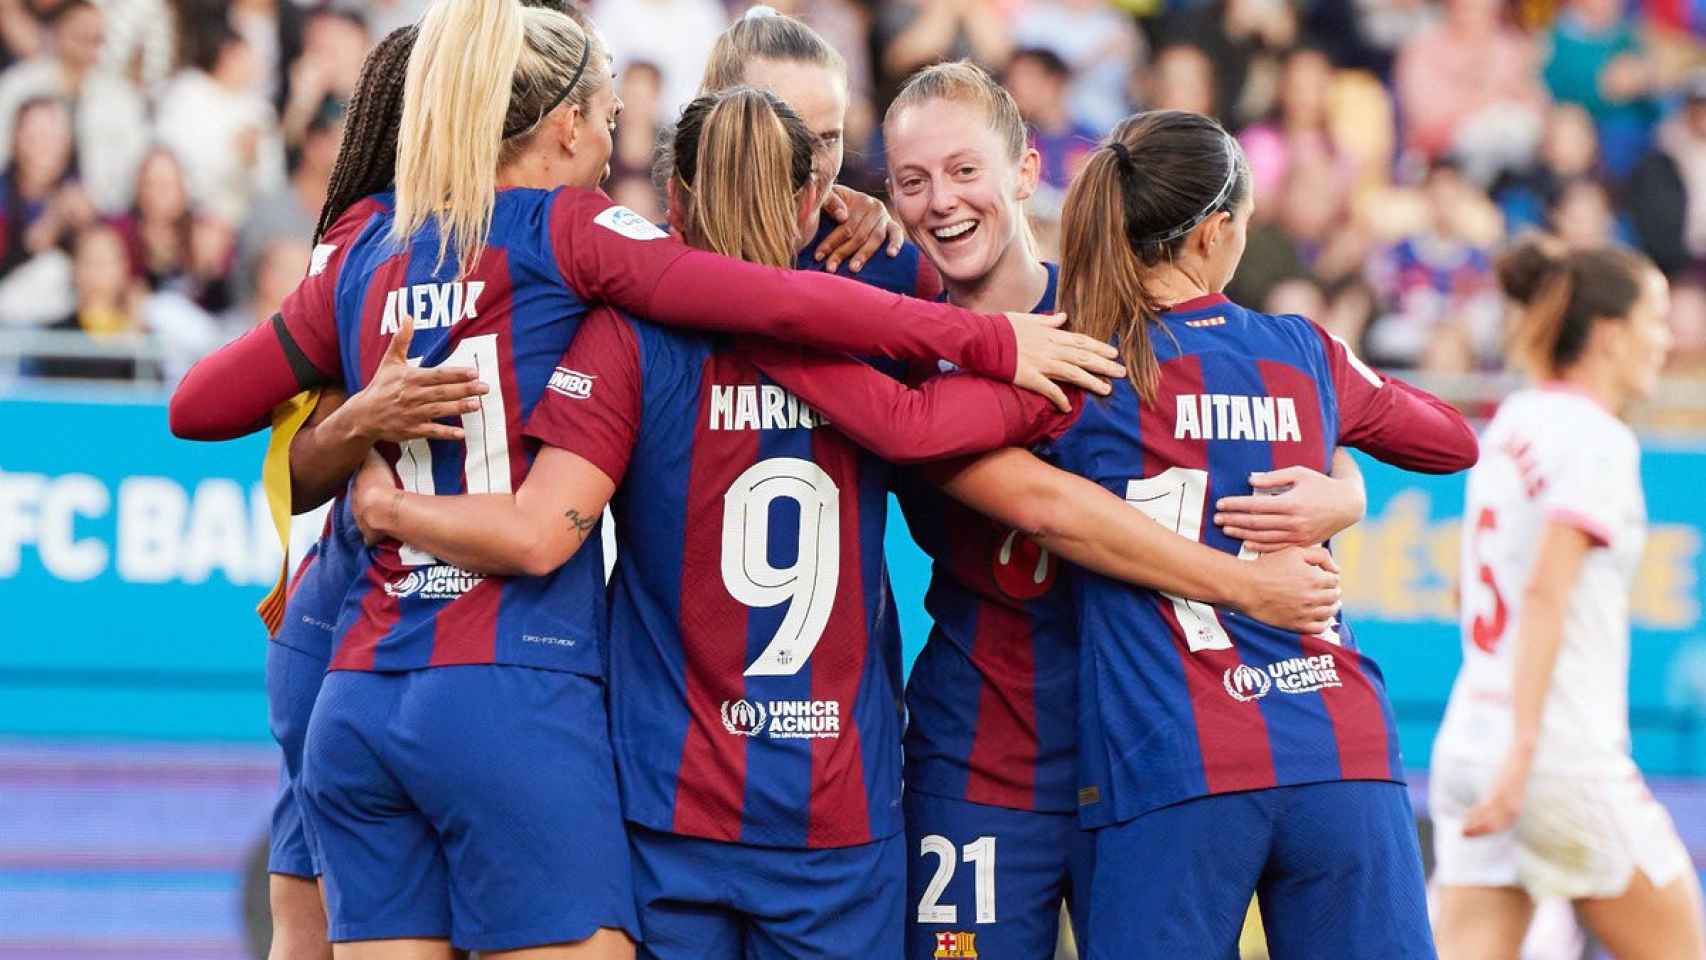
left=1174, top=392, right=1304, bottom=443
left=378, top=281, right=488, bottom=334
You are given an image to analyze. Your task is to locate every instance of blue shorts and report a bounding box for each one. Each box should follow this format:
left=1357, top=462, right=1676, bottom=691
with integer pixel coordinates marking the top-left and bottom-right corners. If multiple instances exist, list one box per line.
left=266, top=639, right=328, bottom=878
left=904, top=788, right=1093, bottom=960
left=1087, top=780, right=1433, bottom=960
left=300, top=665, right=638, bottom=950
left=629, top=824, right=904, bottom=960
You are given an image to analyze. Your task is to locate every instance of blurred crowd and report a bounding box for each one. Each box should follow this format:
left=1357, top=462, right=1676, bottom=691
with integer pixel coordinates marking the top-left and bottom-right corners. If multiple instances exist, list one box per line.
left=4, top=0, right=1706, bottom=385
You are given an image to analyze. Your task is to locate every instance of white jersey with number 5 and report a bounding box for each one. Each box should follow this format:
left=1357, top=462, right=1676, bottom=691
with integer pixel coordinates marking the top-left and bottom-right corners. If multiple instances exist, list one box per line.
left=1435, top=386, right=1646, bottom=778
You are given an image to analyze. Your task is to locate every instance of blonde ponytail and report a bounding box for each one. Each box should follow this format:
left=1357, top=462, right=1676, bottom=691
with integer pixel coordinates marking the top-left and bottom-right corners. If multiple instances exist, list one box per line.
left=392, top=0, right=605, bottom=278
left=392, top=0, right=523, bottom=276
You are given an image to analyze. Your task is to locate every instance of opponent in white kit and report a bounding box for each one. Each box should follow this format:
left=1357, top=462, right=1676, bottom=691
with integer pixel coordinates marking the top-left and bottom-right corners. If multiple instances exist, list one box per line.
left=1431, top=236, right=1705, bottom=960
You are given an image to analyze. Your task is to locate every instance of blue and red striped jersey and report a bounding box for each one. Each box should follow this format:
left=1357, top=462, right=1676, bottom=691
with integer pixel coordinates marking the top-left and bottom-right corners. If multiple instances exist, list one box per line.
left=1038, top=294, right=1476, bottom=828
left=899, top=263, right=1079, bottom=813
left=272, top=495, right=364, bottom=661
left=293, top=188, right=636, bottom=676
left=527, top=307, right=904, bottom=849
left=794, top=217, right=943, bottom=300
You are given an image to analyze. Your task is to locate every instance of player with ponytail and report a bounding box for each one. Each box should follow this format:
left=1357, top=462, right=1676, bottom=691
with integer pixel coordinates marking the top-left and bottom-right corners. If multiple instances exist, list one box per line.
left=1432, top=238, right=1703, bottom=960
left=195, top=0, right=1117, bottom=954
left=345, top=82, right=1344, bottom=959
left=1032, top=110, right=1477, bottom=957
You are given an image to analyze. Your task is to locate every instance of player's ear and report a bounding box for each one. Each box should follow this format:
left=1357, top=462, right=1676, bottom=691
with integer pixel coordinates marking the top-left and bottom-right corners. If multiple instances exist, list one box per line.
left=665, top=178, right=688, bottom=235
left=1015, top=146, right=1041, bottom=203
left=557, top=102, right=584, bottom=158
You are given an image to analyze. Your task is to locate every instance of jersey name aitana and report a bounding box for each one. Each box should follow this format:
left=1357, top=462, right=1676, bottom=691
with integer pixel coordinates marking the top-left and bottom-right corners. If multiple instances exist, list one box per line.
left=1436, top=387, right=1644, bottom=778
left=273, top=495, right=364, bottom=661
left=528, top=307, right=904, bottom=849
left=307, top=189, right=635, bottom=676
left=901, top=262, right=1078, bottom=812
left=1042, top=294, right=1406, bottom=828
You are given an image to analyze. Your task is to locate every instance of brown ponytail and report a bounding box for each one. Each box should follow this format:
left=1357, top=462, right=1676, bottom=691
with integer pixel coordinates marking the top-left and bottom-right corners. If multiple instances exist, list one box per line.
left=671, top=87, right=816, bottom=269
left=1059, top=111, right=1249, bottom=404
left=1499, top=237, right=1653, bottom=378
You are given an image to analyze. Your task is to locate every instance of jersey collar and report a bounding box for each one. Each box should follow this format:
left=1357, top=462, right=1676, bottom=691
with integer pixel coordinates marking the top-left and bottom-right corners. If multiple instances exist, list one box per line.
left=1161, top=292, right=1231, bottom=315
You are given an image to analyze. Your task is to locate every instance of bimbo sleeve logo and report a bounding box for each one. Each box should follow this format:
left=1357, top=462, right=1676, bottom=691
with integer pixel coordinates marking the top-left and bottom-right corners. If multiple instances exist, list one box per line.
left=720, top=699, right=768, bottom=736
left=546, top=367, right=596, bottom=400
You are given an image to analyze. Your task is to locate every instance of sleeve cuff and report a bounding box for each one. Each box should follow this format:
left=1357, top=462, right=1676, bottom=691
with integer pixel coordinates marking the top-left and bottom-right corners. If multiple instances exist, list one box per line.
left=1546, top=507, right=1613, bottom=548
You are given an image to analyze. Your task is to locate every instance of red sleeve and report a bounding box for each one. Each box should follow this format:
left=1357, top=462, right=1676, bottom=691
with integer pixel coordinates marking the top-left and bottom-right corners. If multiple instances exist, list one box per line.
left=1316, top=323, right=1479, bottom=474
left=546, top=189, right=1017, bottom=380
left=745, top=340, right=1075, bottom=464
left=522, top=306, right=643, bottom=486
left=913, top=255, right=944, bottom=301
left=169, top=200, right=380, bottom=440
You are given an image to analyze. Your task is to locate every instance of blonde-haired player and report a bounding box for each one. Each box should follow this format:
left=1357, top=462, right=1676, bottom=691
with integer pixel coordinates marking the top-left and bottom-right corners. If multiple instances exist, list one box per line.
left=1431, top=237, right=1705, bottom=960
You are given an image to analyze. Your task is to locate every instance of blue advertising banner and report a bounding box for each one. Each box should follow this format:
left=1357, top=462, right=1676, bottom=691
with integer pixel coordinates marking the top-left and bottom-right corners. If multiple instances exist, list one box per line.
left=5, top=394, right=1705, bottom=775
left=1, top=396, right=279, bottom=740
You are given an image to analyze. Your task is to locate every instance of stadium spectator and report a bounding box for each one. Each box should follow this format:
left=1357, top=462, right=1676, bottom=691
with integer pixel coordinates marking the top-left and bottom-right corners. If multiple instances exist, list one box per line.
left=30, top=222, right=143, bottom=379
left=222, top=234, right=305, bottom=337
left=237, top=93, right=343, bottom=300
left=278, top=8, right=366, bottom=147
left=0, top=96, right=83, bottom=324
left=1151, top=0, right=1298, bottom=125
left=610, top=60, right=664, bottom=222
left=1238, top=46, right=1356, bottom=204
left=0, top=0, right=44, bottom=70
left=1630, top=70, right=1706, bottom=277
left=155, top=21, right=285, bottom=225
left=590, top=0, right=726, bottom=115
left=1364, top=160, right=1506, bottom=370
left=874, top=0, right=1013, bottom=101
left=1004, top=47, right=1097, bottom=195
left=0, top=0, right=148, bottom=212
left=1393, top=0, right=1544, bottom=176
left=111, top=146, right=234, bottom=314
left=1543, top=0, right=1667, bottom=177
left=1146, top=43, right=1216, bottom=115
left=96, top=0, right=172, bottom=91
left=1548, top=175, right=1625, bottom=247
left=1491, top=102, right=1601, bottom=232
left=1010, top=0, right=1142, bottom=131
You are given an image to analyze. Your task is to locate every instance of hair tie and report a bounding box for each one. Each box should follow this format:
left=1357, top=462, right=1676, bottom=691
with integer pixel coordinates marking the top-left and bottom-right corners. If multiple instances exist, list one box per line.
left=503, top=35, right=592, bottom=140
left=1108, top=140, right=1136, bottom=170
left=745, top=5, right=780, bottom=19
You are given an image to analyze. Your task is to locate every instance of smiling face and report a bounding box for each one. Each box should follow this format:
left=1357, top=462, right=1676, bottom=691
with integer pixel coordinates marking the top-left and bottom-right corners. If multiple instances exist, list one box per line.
left=886, top=97, right=1038, bottom=286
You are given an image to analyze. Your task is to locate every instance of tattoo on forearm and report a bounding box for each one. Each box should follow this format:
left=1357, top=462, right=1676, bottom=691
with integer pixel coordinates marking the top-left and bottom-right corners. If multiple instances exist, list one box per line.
left=564, top=508, right=598, bottom=543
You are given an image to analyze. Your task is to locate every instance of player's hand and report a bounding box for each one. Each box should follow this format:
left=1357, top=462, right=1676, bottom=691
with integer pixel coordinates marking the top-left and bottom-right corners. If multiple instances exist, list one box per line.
left=1462, top=752, right=1530, bottom=837
left=1006, top=311, right=1124, bottom=413
left=350, top=451, right=400, bottom=545
left=815, top=184, right=905, bottom=274
left=1238, top=545, right=1341, bottom=634
left=1213, top=465, right=1366, bottom=552
left=343, top=313, right=488, bottom=442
